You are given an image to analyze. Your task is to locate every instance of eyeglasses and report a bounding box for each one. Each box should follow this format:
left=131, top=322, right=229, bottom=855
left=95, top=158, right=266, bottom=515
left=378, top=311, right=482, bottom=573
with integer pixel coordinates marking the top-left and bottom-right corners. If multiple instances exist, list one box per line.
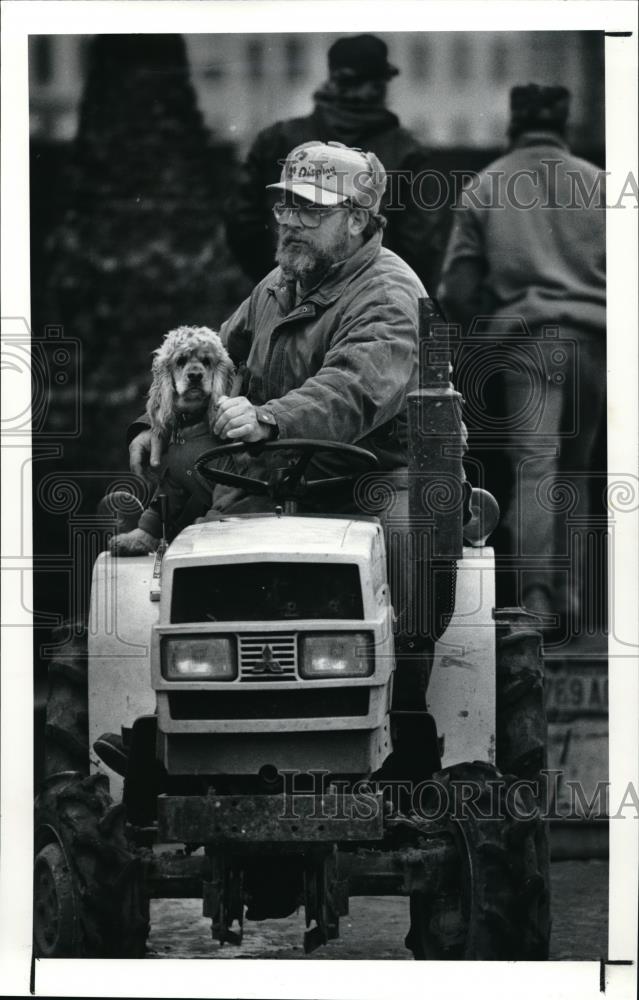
left=272, top=202, right=350, bottom=229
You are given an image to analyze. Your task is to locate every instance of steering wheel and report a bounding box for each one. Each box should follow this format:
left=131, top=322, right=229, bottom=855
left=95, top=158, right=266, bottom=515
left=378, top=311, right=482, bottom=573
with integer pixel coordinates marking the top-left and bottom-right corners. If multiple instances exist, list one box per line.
left=193, top=438, right=379, bottom=503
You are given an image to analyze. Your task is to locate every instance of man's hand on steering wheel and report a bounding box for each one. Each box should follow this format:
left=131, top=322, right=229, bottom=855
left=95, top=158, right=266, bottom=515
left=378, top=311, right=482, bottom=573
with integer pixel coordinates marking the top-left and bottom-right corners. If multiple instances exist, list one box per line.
left=128, top=396, right=274, bottom=482
left=214, top=396, right=275, bottom=443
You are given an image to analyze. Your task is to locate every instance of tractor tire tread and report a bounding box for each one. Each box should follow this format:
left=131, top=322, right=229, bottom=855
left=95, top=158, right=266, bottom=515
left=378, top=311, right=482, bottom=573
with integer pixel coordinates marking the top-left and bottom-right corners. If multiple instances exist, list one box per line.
left=49, top=659, right=88, bottom=686
left=495, top=614, right=548, bottom=791
left=34, top=773, right=149, bottom=958
left=407, top=762, right=551, bottom=961
left=44, top=623, right=90, bottom=778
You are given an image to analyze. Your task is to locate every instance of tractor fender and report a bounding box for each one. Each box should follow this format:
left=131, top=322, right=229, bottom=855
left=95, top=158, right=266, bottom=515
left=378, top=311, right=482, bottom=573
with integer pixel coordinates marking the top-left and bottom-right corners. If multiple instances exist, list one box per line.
left=427, top=547, right=497, bottom=768
left=87, top=552, right=158, bottom=799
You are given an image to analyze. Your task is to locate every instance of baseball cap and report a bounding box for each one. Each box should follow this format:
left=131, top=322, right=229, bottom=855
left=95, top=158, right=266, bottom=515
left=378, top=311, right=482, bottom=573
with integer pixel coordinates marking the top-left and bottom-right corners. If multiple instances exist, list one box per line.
left=266, top=141, right=387, bottom=211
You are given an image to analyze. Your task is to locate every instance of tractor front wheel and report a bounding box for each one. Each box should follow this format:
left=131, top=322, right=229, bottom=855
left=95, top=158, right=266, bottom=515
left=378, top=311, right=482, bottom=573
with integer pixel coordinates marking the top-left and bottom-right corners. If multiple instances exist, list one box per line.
left=33, top=841, right=77, bottom=957
left=34, top=772, right=149, bottom=958
left=406, top=762, right=551, bottom=960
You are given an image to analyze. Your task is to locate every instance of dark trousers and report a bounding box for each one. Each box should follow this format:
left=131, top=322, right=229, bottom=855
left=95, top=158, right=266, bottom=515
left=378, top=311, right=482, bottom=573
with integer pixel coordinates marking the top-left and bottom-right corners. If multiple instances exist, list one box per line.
left=500, top=328, right=606, bottom=622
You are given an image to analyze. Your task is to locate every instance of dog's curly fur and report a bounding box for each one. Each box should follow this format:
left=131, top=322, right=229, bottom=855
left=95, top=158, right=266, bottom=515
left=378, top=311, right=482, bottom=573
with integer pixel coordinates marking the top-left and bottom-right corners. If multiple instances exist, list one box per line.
left=147, top=325, right=235, bottom=439
left=110, top=325, right=235, bottom=557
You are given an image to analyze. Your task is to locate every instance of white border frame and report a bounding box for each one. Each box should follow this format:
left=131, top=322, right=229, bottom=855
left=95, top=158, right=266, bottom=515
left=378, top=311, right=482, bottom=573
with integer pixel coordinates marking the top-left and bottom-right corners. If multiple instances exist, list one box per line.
left=2, top=3, right=637, bottom=998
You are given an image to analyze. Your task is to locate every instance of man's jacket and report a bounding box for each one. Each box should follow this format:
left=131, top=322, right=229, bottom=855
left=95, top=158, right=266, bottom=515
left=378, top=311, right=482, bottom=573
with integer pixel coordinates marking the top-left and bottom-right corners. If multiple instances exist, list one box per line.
left=226, top=108, right=446, bottom=290
left=221, top=231, right=426, bottom=478
left=437, top=132, right=606, bottom=336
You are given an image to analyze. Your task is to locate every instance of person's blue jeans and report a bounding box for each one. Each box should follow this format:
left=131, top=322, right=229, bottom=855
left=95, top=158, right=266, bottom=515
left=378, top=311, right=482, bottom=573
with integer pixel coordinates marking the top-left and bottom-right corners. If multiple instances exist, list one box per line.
left=500, top=328, right=605, bottom=624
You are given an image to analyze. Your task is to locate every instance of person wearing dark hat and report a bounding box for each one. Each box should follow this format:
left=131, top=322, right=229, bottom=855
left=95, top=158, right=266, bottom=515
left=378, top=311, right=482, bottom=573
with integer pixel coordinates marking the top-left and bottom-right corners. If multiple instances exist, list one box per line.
left=225, top=34, right=447, bottom=290
left=437, top=84, right=606, bottom=631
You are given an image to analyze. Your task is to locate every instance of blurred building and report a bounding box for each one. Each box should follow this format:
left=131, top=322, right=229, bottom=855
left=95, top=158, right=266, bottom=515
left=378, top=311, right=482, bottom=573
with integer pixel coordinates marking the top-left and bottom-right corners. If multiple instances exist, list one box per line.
left=29, top=31, right=604, bottom=153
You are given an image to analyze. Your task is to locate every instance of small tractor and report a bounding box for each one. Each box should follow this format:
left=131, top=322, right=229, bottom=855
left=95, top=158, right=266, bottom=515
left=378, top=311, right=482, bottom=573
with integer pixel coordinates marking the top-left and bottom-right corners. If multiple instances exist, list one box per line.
left=34, top=299, right=551, bottom=960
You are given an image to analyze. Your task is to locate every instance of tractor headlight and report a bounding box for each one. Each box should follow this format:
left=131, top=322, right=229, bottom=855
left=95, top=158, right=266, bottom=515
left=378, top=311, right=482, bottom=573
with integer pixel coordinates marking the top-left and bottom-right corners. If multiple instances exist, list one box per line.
left=161, top=636, right=237, bottom=681
left=299, top=632, right=373, bottom=679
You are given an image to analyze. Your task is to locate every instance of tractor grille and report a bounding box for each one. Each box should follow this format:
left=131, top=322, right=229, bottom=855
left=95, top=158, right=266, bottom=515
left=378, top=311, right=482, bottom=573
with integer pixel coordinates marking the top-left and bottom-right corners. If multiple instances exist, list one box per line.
left=171, top=563, right=364, bottom=623
left=238, top=633, right=297, bottom=682
left=167, top=688, right=370, bottom=720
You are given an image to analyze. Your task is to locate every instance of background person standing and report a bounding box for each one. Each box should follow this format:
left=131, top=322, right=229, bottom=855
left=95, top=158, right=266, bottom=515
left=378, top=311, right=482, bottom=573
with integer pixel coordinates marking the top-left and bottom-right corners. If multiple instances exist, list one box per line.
left=437, top=84, right=606, bottom=631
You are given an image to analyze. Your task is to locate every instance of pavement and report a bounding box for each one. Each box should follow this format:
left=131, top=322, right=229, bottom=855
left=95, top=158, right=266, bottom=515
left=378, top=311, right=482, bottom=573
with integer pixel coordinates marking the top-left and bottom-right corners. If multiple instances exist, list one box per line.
left=147, top=858, right=608, bottom=961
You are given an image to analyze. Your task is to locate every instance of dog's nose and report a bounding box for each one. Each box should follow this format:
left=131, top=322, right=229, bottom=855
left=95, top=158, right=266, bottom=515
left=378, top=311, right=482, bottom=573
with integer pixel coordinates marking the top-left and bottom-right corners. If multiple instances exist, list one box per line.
left=187, top=370, right=203, bottom=383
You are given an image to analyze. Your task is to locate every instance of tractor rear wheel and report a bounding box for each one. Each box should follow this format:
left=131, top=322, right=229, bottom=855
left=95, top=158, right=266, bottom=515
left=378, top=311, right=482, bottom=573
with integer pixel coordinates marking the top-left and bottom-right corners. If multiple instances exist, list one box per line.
left=44, top=622, right=89, bottom=777
left=493, top=611, right=551, bottom=956
left=34, top=772, right=149, bottom=957
left=494, top=611, right=547, bottom=786
left=406, top=762, right=551, bottom=960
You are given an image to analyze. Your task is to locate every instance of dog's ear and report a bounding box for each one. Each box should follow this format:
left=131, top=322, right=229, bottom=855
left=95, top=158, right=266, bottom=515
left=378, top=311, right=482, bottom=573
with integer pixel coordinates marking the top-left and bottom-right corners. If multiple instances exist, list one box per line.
left=208, top=353, right=236, bottom=433
left=147, top=357, right=176, bottom=437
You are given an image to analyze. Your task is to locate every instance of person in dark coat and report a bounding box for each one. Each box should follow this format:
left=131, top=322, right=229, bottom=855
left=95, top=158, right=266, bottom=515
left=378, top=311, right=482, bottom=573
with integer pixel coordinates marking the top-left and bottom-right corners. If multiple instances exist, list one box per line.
left=226, top=34, right=447, bottom=290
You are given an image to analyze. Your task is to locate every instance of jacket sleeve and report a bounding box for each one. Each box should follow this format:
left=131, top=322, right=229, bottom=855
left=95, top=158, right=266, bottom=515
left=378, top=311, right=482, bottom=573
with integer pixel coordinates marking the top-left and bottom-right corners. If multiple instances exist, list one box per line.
left=264, top=290, right=418, bottom=443
left=137, top=501, right=163, bottom=539
left=127, top=415, right=151, bottom=446
left=219, top=292, right=255, bottom=367
left=437, top=193, right=490, bottom=333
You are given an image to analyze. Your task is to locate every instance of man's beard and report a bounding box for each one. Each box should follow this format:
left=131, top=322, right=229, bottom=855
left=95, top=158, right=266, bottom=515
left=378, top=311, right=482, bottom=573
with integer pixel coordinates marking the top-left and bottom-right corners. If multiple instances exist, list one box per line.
left=275, top=227, right=349, bottom=286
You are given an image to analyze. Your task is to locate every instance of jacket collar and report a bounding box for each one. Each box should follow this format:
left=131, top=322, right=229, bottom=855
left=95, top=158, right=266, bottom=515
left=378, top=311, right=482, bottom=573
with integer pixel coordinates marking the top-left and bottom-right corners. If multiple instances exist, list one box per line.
left=267, top=231, right=383, bottom=313
left=510, top=130, right=569, bottom=152
left=172, top=416, right=209, bottom=440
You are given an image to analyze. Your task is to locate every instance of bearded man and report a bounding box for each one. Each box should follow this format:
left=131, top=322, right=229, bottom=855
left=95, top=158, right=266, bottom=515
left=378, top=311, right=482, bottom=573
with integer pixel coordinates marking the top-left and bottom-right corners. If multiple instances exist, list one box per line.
left=130, top=141, right=426, bottom=501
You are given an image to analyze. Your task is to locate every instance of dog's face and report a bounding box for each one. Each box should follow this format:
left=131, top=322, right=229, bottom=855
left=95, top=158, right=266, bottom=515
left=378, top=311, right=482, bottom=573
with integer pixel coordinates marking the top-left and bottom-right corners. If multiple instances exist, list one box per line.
left=172, top=345, right=218, bottom=415
left=147, top=326, right=235, bottom=435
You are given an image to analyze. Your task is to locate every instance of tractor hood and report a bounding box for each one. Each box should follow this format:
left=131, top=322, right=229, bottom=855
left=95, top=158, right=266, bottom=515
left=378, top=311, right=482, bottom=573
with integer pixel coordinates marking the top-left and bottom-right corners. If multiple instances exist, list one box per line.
left=158, top=515, right=389, bottom=623
left=165, top=515, right=382, bottom=563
